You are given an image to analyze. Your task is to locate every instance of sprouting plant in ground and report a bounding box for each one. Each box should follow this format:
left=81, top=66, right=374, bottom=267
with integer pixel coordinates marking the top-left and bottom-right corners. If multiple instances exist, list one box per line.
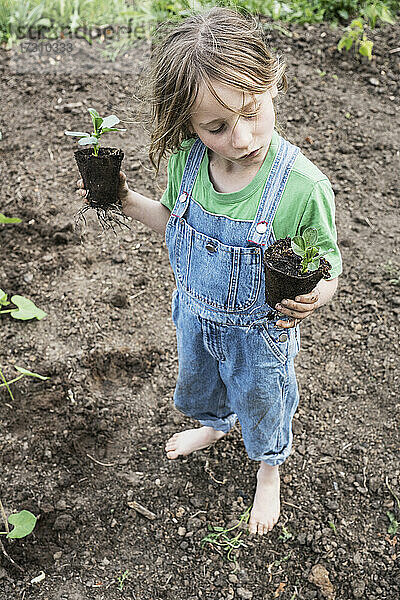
left=328, top=521, right=337, bottom=534
left=382, top=260, right=400, bottom=286
left=385, top=476, right=400, bottom=535
left=0, top=212, right=21, bottom=224
left=117, top=569, right=131, bottom=591
left=0, top=365, right=49, bottom=403
left=267, top=550, right=292, bottom=578
left=337, top=18, right=374, bottom=60
left=0, top=289, right=46, bottom=320
left=201, top=505, right=251, bottom=568
left=278, top=524, right=293, bottom=542
left=0, top=505, right=37, bottom=540
left=291, top=227, right=333, bottom=275
left=65, top=108, right=126, bottom=156
left=0, top=500, right=37, bottom=572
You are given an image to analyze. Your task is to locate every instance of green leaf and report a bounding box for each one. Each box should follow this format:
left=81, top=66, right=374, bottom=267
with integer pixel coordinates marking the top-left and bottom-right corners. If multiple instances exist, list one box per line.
left=387, top=511, right=399, bottom=535
left=78, top=136, right=99, bottom=146
left=379, top=6, right=396, bottom=25
left=64, top=131, right=89, bottom=137
left=88, top=108, right=100, bottom=118
left=88, top=108, right=100, bottom=130
left=0, top=289, right=9, bottom=306
left=302, top=227, right=318, bottom=246
left=9, top=295, right=47, bottom=320
left=101, top=127, right=126, bottom=134
left=308, top=260, right=320, bottom=272
left=291, top=243, right=305, bottom=257
left=93, top=116, right=103, bottom=132
left=292, top=235, right=305, bottom=249
left=14, top=366, right=49, bottom=380
left=7, top=510, right=37, bottom=539
left=101, top=115, right=120, bottom=129
left=359, top=39, right=373, bottom=60
left=0, top=213, right=22, bottom=223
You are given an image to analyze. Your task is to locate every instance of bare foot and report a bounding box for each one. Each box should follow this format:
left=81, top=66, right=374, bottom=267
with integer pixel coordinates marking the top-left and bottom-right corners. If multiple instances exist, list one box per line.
left=248, top=462, right=280, bottom=535
left=165, top=426, right=226, bottom=459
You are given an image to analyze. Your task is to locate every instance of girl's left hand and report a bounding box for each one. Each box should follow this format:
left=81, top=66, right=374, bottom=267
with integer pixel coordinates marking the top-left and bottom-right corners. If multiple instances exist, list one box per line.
left=275, top=287, right=320, bottom=329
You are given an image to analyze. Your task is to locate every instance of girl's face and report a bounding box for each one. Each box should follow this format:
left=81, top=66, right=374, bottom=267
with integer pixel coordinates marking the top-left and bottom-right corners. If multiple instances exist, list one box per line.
left=189, top=79, right=278, bottom=171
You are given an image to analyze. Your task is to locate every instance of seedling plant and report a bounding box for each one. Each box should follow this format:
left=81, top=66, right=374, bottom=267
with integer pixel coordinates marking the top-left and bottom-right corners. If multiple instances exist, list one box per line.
left=385, top=476, right=400, bottom=536
left=65, top=108, right=128, bottom=232
left=64, top=108, right=126, bottom=157
left=0, top=501, right=37, bottom=572
left=291, top=227, right=333, bottom=275
left=201, top=505, right=251, bottom=569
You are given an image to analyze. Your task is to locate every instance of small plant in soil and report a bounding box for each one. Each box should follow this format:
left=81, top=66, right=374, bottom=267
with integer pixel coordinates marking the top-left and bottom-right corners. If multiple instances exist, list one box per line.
left=291, top=227, right=334, bottom=275
left=385, top=476, right=400, bottom=536
left=0, top=500, right=37, bottom=572
left=201, top=505, right=251, bottom=569
left=65, top=108, right=128, bottom=232
left=263, top=227, right=333, bottom=310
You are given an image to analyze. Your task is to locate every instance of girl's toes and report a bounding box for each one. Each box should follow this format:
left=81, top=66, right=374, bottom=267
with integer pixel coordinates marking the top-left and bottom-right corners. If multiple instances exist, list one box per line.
left=248, top=519, right=258, bottom=535
left=166, top=449, right=179, bottom=459
left=258, top=522, right=266, bottom=535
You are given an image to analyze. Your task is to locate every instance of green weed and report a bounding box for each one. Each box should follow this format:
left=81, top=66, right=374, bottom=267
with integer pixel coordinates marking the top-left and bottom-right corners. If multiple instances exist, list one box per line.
left=385, top=476, right=400, bottom=536
left=328, top=521, right=337, bottom=534
left=201, top=505, right=251, bottom=568
left=278, top=524, right=293, bottom=541
left=117, top=569, right=131, bottom=591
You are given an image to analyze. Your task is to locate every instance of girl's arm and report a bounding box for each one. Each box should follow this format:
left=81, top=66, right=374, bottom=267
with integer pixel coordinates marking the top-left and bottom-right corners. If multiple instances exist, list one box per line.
left=276, top=277, right=339, bottom=329
left=123, top=189, right=171, bottom=235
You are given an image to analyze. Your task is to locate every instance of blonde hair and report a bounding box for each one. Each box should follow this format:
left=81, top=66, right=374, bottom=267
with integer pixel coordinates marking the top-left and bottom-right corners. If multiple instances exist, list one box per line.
left=148, top=6, right=287, bottom=174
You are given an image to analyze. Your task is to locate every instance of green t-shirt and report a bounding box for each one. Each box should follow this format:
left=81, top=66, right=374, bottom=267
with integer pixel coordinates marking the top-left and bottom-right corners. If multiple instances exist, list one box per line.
left=161, top=130, right=342, bottom=279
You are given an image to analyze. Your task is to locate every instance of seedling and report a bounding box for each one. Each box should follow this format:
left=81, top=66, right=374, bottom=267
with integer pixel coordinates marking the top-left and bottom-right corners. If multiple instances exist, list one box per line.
left=0, top=501, right=37, bottom=572
left=65, top=108, right=128, bottom=232
left=385, top=476, right=400, bottom=536
left=0, top=213, right=21, bottom=224
left=328, top=521, right=337, bottom=534
left=117, top=569, right=131, bottom=591
left=0, top=289, right=46, bottom=320
left=65, top=108, right=126, bottom=157
left=278, top=524, right=292, bottom=542
left=0, top=365, right=49, bottom=403
left=0, top=509, right=37, bottom=539
left=201, top=506, right=251, bottom=569
left=338, top=19, right=373, bottom=61
left=291, top=227, right=333, bottom=275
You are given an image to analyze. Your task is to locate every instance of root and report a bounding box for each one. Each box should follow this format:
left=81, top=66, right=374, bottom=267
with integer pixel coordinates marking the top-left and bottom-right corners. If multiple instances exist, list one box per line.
left=74, top=204, right=131, bottom=235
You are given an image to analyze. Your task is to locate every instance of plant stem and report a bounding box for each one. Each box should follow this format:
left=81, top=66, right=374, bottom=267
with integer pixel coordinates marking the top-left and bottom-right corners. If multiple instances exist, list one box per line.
left=0, top=374, right=24, bottom=387
left=0, top=499, right=9, bottom=535
left=0, top=309, right=14, bottom=314
left=0, top=368, right=15, bottom=401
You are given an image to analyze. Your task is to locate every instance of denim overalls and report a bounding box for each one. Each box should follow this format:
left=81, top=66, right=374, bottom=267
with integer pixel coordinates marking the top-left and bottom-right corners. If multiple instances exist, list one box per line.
left=165, top=135, right=301, bottom=466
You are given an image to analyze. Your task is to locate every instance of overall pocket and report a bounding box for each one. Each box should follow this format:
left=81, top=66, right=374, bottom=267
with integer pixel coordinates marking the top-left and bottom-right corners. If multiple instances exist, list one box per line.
left=259, top=323, right=300, bottom=364
left=175, top=220, right=261, bottom=312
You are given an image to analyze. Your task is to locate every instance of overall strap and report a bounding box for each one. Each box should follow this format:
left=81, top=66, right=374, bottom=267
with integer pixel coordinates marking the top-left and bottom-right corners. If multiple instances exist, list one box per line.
left=247, top=136, right=300, bottom=246
left=170, top=138, right=206, bottom=218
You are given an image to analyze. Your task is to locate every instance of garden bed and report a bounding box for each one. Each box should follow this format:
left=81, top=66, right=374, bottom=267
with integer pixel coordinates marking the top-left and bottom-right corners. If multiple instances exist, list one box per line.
left=0, top=20, right=399, bottom=600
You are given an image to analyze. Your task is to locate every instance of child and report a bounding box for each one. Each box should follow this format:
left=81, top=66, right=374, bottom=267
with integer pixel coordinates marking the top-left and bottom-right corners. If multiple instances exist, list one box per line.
left=77, top=7, right=342, bottom=535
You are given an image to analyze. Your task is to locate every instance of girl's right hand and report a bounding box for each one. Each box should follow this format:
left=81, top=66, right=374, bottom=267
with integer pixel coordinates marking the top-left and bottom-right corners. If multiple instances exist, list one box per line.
left=76, top=171, right=131, bottom=213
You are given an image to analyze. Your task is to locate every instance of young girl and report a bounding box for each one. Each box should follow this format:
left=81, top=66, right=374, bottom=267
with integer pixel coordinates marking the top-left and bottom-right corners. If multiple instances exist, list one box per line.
left=77, top=7, right=341, bottom=536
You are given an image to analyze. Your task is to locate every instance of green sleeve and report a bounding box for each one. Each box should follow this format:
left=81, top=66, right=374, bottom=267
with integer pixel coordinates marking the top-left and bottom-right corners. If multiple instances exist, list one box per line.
left=298, top=179, right=342, bottom=280
left=160, top=139, right=196, bottom=212
left=160, top=152, right=179, bottom=212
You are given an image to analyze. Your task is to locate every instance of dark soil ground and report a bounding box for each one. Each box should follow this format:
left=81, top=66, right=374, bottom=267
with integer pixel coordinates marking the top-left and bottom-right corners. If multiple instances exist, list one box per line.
left=0, top=18, right=399, bottom=600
